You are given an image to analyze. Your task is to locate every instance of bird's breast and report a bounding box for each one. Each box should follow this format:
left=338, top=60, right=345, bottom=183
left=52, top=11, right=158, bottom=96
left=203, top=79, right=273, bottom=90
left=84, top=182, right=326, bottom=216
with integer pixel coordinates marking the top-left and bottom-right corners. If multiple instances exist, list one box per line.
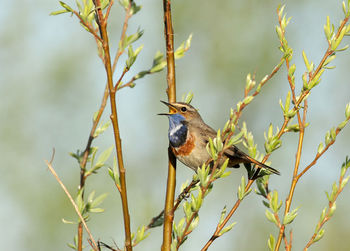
left=168, top=121, right=188, bottom=147
left=172, top=133, right=195, bottom=156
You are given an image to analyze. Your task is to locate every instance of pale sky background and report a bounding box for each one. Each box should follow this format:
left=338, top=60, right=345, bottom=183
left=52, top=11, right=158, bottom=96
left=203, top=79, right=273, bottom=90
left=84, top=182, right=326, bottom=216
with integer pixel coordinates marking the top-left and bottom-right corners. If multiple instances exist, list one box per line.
left=1, top=0, right=350, bottom=250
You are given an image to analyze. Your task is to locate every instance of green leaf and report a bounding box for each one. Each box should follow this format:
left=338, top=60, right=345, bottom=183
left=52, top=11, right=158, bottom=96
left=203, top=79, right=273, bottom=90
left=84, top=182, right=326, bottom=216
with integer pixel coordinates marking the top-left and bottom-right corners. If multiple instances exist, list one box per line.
left=288, top=64, right=296, bottom=77
left=89, top=207, right=105, bottom=213
left=214, top=129, right=223, bottom=152
left=119, top=0, right=129, bottom=10
left=108, top=157, right=120, bottom=186
left=206, top=137, right=217, bottom=160
left=318, top=207, right=327, bottom=224
left=219, top=206, right=227, bottom=225
left=90, top=193, right=108, bottom=208
left=302, top=50, right=312, bottom=72
left=313, top=228, right=325, bottom=243
left=218, top=222, right=237, bottom=236
left=343, top=1, right=348, bottom=16
left=270, top=190, right=281, bottom=213
left=188, top=215, right=199, bottom=232
left=59, top=1, right=74, bottom=12
left=122, top=29, right=144, bottom=50
left=182, top=91, right=194, bottom=104
left=214, top=158, right=229, bottom=179
left=76, top=189, right=85, bottom=214
left=243, top=95, right=254, bottom=105
left=133, top=225, right=150, bottom=245
left=183, top=201, right=192, bottom=221
left=94, top=121, right=111, bottom=138
left=338, top=120, right=348, bottom=130
left=268, top=234, right=276, bottom=251
left=125, top=44, right=143, bottom=69
left=324, top=54, right=336, bottom=67
left=226, top=130, right=244, bottom=147
left=332, top=26, right=347, bottom=50
left=265, top=210, right=278, bottom=225
left=197, top=164, right=209, bottom=187
left=345, top=103, right=350, bottom=118
left=130, top=2, right=142, bottom=15
left=94, top=146, right=113, bottom=170
left=341, top=175, right=350, bottom=189
left=317, top=142, right=324, bottom=154
left=325, top=131, right=332, bottom=145
left=245, top=73, right=256, bottom=90
left=174, top=33, right=192, bottom=60
left=324, top=16, right=332, bottom=40
left=50, top=9, right=70, bottom=15
left=237, top=176, right=251, bottom=200
left=328, top=202, right=337, bottom=217
left=62, top=218, right=76, bottom=224
left=176, top=218, right=186, bottom=237
left=283, top=207, right=298, bottom=225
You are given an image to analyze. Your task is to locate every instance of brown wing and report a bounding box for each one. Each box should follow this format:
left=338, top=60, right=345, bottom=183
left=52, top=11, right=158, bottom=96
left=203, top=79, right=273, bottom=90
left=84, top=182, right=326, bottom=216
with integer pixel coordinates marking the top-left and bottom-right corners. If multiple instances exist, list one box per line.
left=224, top=145, right=280, bottom=175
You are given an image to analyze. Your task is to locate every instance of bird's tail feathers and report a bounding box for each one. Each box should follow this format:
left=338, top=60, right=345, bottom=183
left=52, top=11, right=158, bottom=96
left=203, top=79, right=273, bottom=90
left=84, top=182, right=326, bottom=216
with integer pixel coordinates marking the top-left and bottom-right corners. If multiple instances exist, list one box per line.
left=244, top=155, right=280, bottom=175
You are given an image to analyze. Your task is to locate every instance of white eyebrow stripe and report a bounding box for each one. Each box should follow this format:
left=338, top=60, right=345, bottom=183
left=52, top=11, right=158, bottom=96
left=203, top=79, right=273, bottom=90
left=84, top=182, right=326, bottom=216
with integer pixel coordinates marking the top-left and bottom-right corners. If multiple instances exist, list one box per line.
left=169, top=123, right=184, bottom=136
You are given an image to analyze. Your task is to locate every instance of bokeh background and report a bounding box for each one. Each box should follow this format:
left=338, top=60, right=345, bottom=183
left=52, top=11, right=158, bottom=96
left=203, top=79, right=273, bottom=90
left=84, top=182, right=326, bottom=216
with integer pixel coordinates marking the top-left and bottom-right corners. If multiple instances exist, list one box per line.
left=1, top=0, right=350, bottom=250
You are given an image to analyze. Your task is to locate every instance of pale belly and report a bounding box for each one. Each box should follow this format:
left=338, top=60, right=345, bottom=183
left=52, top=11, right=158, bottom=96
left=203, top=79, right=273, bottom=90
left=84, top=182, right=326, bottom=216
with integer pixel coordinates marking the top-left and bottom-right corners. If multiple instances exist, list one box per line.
left=176, top=146, right=211, bottom=171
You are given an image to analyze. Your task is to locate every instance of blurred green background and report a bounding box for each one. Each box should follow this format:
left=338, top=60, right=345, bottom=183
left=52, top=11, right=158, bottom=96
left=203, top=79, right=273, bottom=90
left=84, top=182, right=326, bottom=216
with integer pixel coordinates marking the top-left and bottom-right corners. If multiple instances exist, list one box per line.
left=1, top=0, right=350, bottom=250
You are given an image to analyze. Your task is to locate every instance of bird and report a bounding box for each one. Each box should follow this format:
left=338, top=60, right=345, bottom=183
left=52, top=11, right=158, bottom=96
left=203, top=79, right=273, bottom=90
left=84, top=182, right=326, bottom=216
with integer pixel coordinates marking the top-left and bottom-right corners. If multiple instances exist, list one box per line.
left=159, top=101, right=280, bottom=178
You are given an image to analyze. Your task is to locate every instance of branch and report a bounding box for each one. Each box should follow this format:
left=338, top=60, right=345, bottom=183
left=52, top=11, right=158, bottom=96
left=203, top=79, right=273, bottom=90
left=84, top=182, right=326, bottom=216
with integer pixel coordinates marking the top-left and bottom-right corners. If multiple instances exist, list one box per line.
left=77, top=83, right=109, bottom=250
left=303, top=157, right=350, bottom=250
left=112, top=3, right=132, bottom=74
left=202, top=117, right=290, bottom=251
left=92, top=1, right=132, bottom=250
left=71, top=9, right=102, bottom=43
left=275, top=8, right=350, bottom=250
left=45, top=151, right=99, bottom=251
left=161, top=0, right=177, bottom=250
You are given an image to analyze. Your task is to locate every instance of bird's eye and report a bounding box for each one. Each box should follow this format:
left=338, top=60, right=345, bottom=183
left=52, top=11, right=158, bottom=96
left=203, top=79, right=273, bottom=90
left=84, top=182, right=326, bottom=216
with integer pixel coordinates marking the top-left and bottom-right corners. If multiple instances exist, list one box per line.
left=180, top=107, right=187, bottom=112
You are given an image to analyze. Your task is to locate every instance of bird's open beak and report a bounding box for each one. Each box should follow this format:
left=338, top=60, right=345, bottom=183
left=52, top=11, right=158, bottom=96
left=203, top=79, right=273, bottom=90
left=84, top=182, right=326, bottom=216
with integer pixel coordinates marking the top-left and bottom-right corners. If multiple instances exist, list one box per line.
left=158, top=100, right=177, bottom=115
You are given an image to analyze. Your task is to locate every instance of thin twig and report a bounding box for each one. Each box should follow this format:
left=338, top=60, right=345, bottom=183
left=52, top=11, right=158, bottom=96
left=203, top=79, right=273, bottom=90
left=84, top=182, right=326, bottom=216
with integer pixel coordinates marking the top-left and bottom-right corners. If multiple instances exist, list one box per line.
left=275, top=12, right=350, bottom=251
left=297, top=119, right=348, bottom=179
left=45, top=152, right=99, bottom=251
left=303, top=174, right=346, bottom=250
left=201, top=118, right=290, bottom=251
left=112, top=5, right=132, bottom=74
left=77, top=82, right=109, bottom=250
left=92, top=0, right=133, bottom=250
left=71, top=10, right=102, bottom=43
left=105, top=0, right=115, bottom=21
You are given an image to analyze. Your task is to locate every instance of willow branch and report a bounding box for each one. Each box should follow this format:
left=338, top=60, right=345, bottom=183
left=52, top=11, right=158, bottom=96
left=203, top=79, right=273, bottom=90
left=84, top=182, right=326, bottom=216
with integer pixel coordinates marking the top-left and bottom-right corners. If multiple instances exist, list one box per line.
left=202, top=117, right=290, bottom=251
left=161, top=0, right=177, bottom=250
left=275, top=12, right=350, bottom=250
left=112, top=5, right=132, bottom=74
left=92, top=1, right=132, bottom=250
left=303, top=170, right=347, bottom=250
left=70, top=9, right=102, bottom=43
left=77, top=82, right=109, bottom=250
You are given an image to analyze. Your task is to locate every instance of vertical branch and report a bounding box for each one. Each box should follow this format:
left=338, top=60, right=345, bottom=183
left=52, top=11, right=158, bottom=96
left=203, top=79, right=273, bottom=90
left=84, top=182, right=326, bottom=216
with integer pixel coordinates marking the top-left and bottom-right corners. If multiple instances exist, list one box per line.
left=162, top=0, right=177, bottom=250
left=77, top=83, right=109, bottom=251
left=92, top=1, right=132, bottom=250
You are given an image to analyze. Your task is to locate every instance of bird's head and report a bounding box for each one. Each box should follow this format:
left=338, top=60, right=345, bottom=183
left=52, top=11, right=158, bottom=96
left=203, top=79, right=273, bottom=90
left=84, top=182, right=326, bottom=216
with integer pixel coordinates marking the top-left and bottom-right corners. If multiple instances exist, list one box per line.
left=158, top=101, right=201, bottom=123
left=159, top=101, right=202, bottom=147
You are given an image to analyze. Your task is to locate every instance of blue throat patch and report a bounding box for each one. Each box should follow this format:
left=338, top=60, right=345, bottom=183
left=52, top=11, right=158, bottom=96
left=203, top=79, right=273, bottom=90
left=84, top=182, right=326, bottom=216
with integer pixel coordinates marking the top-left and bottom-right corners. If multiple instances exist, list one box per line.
left=168, top=114, right=188, bottom=147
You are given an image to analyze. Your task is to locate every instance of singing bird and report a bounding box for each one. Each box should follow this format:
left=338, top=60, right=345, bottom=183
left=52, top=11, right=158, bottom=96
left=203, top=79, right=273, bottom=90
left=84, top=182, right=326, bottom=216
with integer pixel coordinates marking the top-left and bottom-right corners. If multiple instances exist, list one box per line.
left=159, top=101, right=280, bottom=177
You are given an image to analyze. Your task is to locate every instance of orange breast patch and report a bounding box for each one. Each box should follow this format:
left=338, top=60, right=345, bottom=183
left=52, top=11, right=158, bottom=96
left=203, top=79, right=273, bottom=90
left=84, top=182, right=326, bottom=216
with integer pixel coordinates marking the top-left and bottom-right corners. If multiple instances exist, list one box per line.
left=172, top=133, right=195, bottom=156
